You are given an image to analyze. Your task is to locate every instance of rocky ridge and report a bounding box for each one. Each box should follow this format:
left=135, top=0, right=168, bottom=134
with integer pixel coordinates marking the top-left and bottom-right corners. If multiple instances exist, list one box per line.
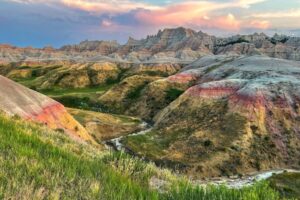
left=1, top=27, right=300, bottom=63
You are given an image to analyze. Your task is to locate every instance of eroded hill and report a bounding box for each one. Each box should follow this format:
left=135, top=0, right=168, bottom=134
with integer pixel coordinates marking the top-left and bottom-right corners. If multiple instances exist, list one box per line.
left=0, top=75, right=94, bottom=143
left=123, top=55, right=300, bottom=177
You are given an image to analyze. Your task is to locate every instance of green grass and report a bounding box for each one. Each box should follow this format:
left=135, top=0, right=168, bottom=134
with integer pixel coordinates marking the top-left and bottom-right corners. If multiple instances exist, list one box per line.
left=36, top=85, right=115, bottom=112
left=126, top=83, right=148, bottom=100
left=0, top=114, right=159, bottom=199
left=13, top=75, right=114, bottom=98
left=269, top=172, right=300, bottom=199
left=143, top=71, right=170, bottom=77
left=112, top=114, right=142, bottom=124
left=39, top=84, right=113, bottom=96
left=12, top=76, right=40, bottom=88
left=53, top=95, right=111, bottom=113
left=167, top=181, right=285, bottom=200
left=123, top=132, right=168, bottom=159
left=165, top=88, right=184, bottom=102
left=0, top=113, right=293, bottom=200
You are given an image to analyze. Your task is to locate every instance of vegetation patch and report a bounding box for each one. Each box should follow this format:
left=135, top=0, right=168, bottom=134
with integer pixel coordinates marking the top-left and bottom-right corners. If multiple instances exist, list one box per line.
left=143, top=70, right=170, bottom=77
left=105, top=68, right=128, bottom=85
left=126, top=83, right=149, bottom=100
left=124, top=134, right=166, bottom=157
left=39, top=84, right=113, bottom=96
left=269, top=172, right=300, bottom=199
left=0, top=113, right=158, bottom=199
left=54, top=95, right=111, bottom=113
left=165, top=88, right=184, bottom=102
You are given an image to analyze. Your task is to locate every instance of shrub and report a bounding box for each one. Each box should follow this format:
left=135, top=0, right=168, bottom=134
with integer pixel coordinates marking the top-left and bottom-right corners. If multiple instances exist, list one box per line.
left=126, top=84, right=148, bottom=100
left=165, top=88, right=184, bottom=102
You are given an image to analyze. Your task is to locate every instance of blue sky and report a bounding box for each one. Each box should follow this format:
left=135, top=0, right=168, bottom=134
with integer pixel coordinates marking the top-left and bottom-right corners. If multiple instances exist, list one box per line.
left=1, top=0, right=300, bottom=47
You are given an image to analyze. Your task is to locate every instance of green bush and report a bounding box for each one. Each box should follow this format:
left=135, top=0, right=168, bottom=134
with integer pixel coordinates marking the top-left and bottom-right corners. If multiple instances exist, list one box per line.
left=165, top=88, right=184, bottom=102
left=54, top=95, right=110, bottom=113
left=127, top=84, right=148, bottom=100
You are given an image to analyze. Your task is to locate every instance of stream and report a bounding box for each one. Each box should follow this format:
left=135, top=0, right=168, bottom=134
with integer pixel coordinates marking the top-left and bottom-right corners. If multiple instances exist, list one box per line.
left=105, top=121, right=152, bottom=151
left=104, top=122, right=300, bottom=188
left=193, top=169, right=300, bottom=188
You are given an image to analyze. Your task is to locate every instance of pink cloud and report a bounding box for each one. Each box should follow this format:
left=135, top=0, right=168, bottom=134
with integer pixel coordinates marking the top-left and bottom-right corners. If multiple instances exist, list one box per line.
left=8, top=0, right=271, bottom=31
left=246, top=20, right=270, bottom=29
left=133, top=1, right=271, bottom=31
left=101, top=19, right=113, bottom=27
left=135, top=3, right=241, bottom=31
left=61, top=0, right=158, bottom=14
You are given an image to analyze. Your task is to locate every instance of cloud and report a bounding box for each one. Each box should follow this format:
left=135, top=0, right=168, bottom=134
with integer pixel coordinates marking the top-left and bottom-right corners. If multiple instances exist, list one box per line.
left=4, top=0, right=57, bottom=4
left=237, top=0, right=267, bottom=8
left=7, top=0, right=267, bottom=14
left=61, top=0, right=159, bottom=15
left=58, top=0, right=270, bottom=31
left=101, top=19, right=113, bottom=27
left=252, top=9, right=300, bottom=18
left=1, top=0, right=278, bottom=47
left=245, top=20, right=270, bottom=29
left=133, top=1, right=269, bottom=31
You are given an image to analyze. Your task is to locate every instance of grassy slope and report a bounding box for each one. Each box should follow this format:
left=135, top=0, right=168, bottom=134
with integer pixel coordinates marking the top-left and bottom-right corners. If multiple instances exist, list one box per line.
left=269, top=172, right=300, bottom=199
left=0, top=114, right=159, bottom=199
left=11, top=76, right=115, bottom=111
left=0, top=113, right=293, bottom=200
left=68, top=108, right=142, bottom=141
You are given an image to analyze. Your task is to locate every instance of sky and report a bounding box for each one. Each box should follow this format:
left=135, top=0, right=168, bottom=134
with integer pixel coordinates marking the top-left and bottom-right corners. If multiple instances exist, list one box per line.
left=1, top=0, right=300, bottom=47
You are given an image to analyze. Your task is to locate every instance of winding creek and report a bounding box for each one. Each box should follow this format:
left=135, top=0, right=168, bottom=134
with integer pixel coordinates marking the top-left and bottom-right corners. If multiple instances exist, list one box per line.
left=193, top=169, right=300, bottom=188
left=105, top=121, right=152, bottom=151
left=104, top=122, right=300, bottom=189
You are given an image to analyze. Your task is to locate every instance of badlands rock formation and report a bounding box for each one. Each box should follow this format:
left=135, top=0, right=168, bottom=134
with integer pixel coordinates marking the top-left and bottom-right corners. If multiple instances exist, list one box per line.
left=124, top=55, right=300, bottom=177
left=99, top=75, right=162, bottom=114
left=0, top=60, right=183, bottom=90
left=0, top=75, right=94, bottom=143
left=1, top=27, right=300, bottom=63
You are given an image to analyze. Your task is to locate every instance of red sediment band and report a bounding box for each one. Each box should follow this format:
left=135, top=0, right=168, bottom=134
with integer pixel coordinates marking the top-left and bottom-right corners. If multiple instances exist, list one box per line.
left=25, top=103, right=66, bottom=128
left=168, top=73, right=196, bottom=83
left=230, top=93, right=295, bottom=109
left=229, top=93, right=267, bottom=108
left=187, top=86, right=239, bottom=98
left=273, top=96, right=291, bottom=108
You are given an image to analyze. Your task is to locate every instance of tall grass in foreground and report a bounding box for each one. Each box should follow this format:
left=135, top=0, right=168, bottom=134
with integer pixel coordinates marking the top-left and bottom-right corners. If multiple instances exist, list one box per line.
left=0, top=114, right=158, bottom=199
left=0, top=114, right=291, bottom=200
left=167, top=181, right=283, bottom=200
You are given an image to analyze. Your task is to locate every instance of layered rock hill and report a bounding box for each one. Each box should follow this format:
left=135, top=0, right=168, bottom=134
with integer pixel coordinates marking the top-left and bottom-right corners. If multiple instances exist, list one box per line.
left=0, top=75, right=94, bottom=143
left=124, top=55, right=300, bottom=177
left=60, top=40, right=120, bottom=54
left=0, top=60, right=183, bottom=90
left=1, top=27, right=300, bottom=64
